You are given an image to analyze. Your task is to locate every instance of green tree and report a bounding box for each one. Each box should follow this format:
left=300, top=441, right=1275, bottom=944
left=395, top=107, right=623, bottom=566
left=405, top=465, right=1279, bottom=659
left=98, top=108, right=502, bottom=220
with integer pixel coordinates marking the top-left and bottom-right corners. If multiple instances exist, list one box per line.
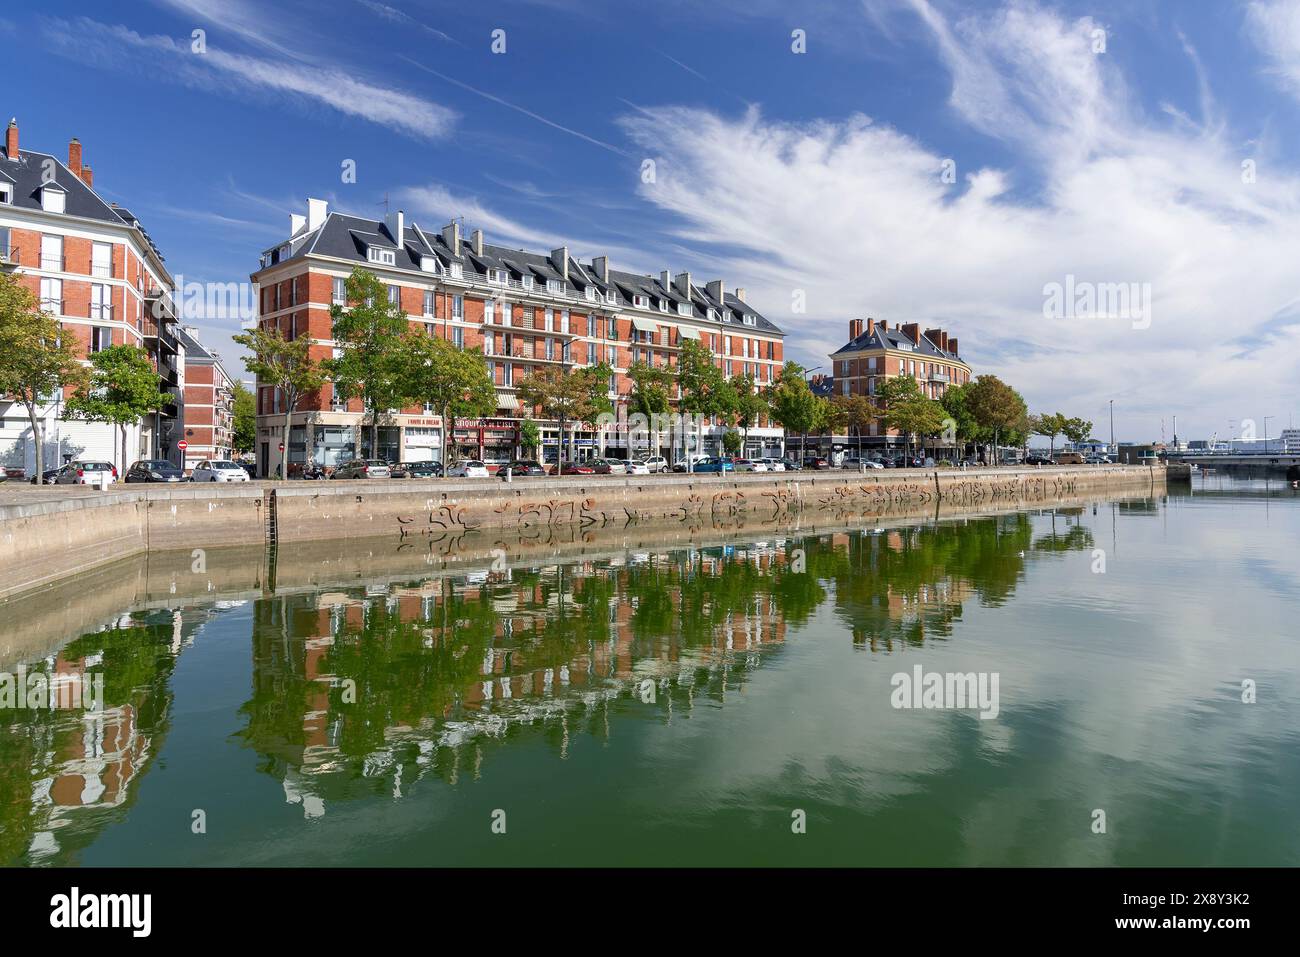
left=764, top=361, right=821, bottom=462
left=0, top=273, right=89, bottom=479
left=729, top=372, right=768, bottom=455
left=832, top=393, right=878, bottom=461
left=722, top=429, right=743, bottom=456
left=676, top=340, right=738, bottom=468
left=231, top=380, right=256, bottom=454
left=965, top=375, right=1028, bottom=464
left=325, top=268, right=411, bottom=459
left=518, top=417, right=541, bottom=460
left=1062, top=416, right=1093, bottom=448
left=397, top=332, right=497, bottom=474
left=65, top=345, right=166, bottom=473
left=939, top=382, right=982, bottom=455
left=516, top=362, right=613, bottom=472
left=1030, top=412, right=1067, bottom=457
left=233, top=327, right=326, bottom=478
left=625, top=359, right=673, bottom=459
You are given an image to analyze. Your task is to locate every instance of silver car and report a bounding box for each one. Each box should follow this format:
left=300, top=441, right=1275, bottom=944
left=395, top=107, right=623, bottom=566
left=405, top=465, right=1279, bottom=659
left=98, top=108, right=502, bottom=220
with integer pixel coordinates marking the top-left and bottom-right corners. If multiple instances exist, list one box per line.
left=192, top=460, right=252, bottom=482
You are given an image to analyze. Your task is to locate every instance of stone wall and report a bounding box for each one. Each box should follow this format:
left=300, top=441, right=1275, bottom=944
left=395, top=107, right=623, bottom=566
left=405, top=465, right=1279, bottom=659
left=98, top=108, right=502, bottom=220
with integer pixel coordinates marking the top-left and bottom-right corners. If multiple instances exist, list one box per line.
left=0, top=465, right=1165, bottom=601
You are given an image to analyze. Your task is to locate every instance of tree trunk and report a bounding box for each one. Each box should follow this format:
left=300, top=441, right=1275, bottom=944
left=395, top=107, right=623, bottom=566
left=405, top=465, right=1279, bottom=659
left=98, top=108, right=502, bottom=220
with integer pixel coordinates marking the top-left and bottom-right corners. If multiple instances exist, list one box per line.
left=282, top=405, right=293, bottom=479
left=24, top=400, right=44, bottom=481
left=440, top=402, right=450, bottom=479
left=120, top=423, right=127, bottom=477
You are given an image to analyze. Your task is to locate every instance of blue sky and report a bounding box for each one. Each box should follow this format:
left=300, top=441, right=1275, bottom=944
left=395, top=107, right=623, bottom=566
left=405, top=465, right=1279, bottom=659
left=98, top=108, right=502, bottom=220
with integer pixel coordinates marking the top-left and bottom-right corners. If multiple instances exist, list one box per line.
left=7, top=0, right=1300, bottom=443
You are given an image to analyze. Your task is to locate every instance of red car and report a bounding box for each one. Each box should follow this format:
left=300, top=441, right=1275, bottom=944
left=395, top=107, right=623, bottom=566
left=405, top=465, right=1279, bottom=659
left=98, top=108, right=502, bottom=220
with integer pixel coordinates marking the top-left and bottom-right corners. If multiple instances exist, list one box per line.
left=549, top=462, right=595, bottom=475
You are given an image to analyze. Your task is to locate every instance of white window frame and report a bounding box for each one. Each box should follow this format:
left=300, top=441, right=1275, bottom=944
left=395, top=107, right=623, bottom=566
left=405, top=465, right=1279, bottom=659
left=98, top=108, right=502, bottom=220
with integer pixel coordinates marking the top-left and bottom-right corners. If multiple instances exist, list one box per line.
left=452, top=294, right=464, bottom=320
left=332, top=277, right=346, bottom=306
left=41, top=188, right=65, bottom=214
left=91, top=242, right=112, bottom=278
left=368, top=246, right=396, bottom=266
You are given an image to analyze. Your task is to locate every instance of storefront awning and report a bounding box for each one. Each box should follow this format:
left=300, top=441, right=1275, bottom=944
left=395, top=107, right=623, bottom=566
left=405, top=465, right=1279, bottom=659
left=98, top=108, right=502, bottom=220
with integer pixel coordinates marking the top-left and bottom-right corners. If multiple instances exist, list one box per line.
left=676, top=325, right=699, bottom=340
left=631, top=316, right=659, bottom=333
left=496, top=393, right=519, bottom=410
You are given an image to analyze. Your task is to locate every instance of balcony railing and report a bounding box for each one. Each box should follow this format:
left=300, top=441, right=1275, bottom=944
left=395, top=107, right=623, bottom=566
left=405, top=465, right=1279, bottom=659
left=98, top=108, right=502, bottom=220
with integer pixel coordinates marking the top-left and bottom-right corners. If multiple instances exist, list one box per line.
left=90, top=304, right=114, bottom=322
left=40, top=255, right=65, bottom=271
left=0, top=245, right=16, bottom=269
left=928, top=371, right=950, bottom=383
left=91, top=262, right=115, bottom=279
left=39, top=298, right=64, bottom=314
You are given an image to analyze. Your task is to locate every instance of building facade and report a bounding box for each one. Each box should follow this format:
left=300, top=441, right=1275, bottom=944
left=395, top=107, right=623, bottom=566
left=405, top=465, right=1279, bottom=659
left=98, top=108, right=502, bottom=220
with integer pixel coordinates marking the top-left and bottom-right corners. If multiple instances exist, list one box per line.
left=804, top=318, right=973, bottom=459
left=175, top=326, right=235, bottom=468
left=249, top=199, right=785, bottom=476
left=0, top=119, right=180, bottom=474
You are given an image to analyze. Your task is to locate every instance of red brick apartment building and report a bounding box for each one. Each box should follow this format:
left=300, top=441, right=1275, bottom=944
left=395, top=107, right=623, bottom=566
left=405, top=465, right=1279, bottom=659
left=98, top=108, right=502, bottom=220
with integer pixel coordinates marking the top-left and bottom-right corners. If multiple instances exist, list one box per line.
left=175, top=326, right=235, bottom=468
left=807, top=318, right=972, bottom=457
left=248, top=199, right=786, bottom=475
left=0, top=119, right=182, bottom=474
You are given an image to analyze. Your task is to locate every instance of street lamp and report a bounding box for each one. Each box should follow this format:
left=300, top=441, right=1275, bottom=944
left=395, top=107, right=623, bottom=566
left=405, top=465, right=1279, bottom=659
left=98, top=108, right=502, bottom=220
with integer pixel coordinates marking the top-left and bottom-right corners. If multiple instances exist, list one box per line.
left=1109, top=399, right=1114, bottom=454
left=1263, top=416, right=1273, bottom=454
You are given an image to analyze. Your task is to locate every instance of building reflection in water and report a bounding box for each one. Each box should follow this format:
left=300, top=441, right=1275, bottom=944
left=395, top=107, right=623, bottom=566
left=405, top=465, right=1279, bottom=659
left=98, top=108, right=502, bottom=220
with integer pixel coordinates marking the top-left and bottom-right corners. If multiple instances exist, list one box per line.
left=0, top=510, right=1097, bottom=854
left=238, top=511, right=1089, bottom=819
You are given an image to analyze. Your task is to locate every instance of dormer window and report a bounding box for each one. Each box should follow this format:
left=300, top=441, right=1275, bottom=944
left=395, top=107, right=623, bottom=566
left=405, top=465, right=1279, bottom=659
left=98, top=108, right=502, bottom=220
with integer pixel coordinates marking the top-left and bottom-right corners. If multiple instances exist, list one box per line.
left=40, top=185, right=66, bottom=214
left=546, top=278, right=563, bottom=294
left=742, top=314, right=756, bottom=326
left=658, top=299, right=669, bottom=313
left=585, top=286, right=597, bottom=302
left=420, top=256, right=439, bottom=273
left=520, top=275, right=534, bottom=290
left=449, top=262, right=463, bottom=279
left=368, top=246, right=396, bottom=266
left=677, top=302, right=692, bottom=317
left=633, top=294, right=649, bottom=309
left=605, top=291, right=618, bottom=305
left=707, top=308, right=719, bottom=322
left=0, top=182, right=11, bottom=205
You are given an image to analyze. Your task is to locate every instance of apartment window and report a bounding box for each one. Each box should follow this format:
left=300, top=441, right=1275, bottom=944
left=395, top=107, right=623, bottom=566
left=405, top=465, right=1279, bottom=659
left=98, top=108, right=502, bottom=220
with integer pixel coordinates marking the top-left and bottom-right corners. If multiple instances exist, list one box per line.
left=742, top=339, right=750, bottom=358
left=677, top=302, right=691, bottom=317
left=503, top=302, right=514, bottom=326
left=0, top=182, right=11, bottom=205
left=633, top=294, right=649, bottom=309
left=39, top=277, right=62, bottom=312
left=562, top=340, right=571, bottom=362
left=609, top=373, right=617, bottom=394
left=585, top=287, right=597, bottom=302
left=91, top=326, right=112, bottom=353
left=520, top=275, right=534, bottom=290
left=452, top=295, right=464, bottom=320
left=41, top=235, right=63, bottom=272
left=452, top=326, right=464, bottom=349
left=449, top=263, right=463, bottom=279
left=41, top=187, right=65, bottom=214
left=723, top=337, right=732, bottom=356
left=726, top=360, right=733, bottom=376
left=544, top=307, right=553, bottom=331
left=658, top=299, right=669, bottom=313
left=423, top=290, right=435, bottom=316
left=484, top=299, right=494, bottom=325
left=503, top=362, right=513, bottom=386
left=387, top=284, right=400, bottom=306
left=332, top=277, right=346, bottom=306
left=274, top=284, right=282, bottom=311
left=330, top=384, right=346, bottom=411
left=743, top=314, right=756, bottom=326
left=484, top=333, right=495, bottom=356
left=606, top=345, right=616, bottom=366
left=560, top=309, right=570, bottom=333
left=91, top=242, right=112, bottom=278
left=290, top=277, right=299, bottom=306
left=546, top=279, right=563, bottom=294
left=545, top=338, right=555, bottom=361
left=587, top=342, right=597, bottom=365
left=0, top=226, right=8, bottom=261
left=368, top=247, right=396, bottom=266
left=90, top=283, right=112, bottom=321
left=842, top=379, right=850, bottom=396
left=424, top=322, right=435, bottom=337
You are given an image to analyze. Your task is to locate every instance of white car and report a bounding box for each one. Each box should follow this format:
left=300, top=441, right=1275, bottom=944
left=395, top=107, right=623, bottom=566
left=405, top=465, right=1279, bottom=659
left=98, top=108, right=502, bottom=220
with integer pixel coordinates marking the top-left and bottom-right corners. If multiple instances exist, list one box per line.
left=733, top=459, right=768, bottom=472
left=192, top=460, right=250, bottom=482
left=641, top=455, right=670, bottom=473
left=760, top=457, right=787, bottom=472
left=447, top=460, right=490, bottom=478
left=626, top=460, right=651, bottom=475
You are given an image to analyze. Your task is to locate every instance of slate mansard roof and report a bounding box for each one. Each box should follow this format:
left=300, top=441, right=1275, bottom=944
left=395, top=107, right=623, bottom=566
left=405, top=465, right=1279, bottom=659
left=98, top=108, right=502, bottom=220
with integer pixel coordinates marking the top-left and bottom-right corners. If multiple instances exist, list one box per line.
left=832, top=324, right=964, bottom=364
left=262, top=209, right=783, bottom=337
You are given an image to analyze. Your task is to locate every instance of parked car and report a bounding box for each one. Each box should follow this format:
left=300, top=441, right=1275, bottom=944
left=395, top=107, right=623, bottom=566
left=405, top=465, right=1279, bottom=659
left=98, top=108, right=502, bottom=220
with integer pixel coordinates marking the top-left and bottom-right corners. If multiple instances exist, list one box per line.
left=693, top=456, right=735, bottom=473
left=126, top=459, right=186, bottom=483
left=31, top=467, right=62, bottom=484
left=549, top=461, right=596, bottom=476
left=405, top=460, right=444, bottom=478
left=1083, top=454, right=1110, bottom=464
left=241, top=462, right=260, bottom=479
left=447, top=460, right=490, bottom=479
left=1, top=466, right=25, bottom=482
left=1054, top=452, right=1085, bottom=465
left=841, top=456, right=884, bottom=470
left=672, top=454, right=713, bottom=473
left=387, top=461, right=411, bottom=479
left=641, top=455, right=670, bottom=473
left=802, top=456, right=831, bottom=470
left=191, top=459, right=251, bottom=482
left=782, top=458, right=804, bottom=471
left=329, top=459, right=391, bottom=480
left=732, top=459, right=767, bottom=472
left=626, top=460, right=651, bottom=475
left=499, top=460, right=546, bottom=478
left=1024, top=454, right=1052, bottom=466
left=760, top=457, right=787, bottom=472
left=590, top=458, right=628, bottom=475
left=53, top=461, right=118, bottom=485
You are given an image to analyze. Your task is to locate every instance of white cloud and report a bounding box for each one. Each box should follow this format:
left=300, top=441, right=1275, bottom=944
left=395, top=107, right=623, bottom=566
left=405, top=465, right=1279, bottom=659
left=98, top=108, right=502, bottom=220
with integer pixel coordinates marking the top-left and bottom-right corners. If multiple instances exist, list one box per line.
left=1247, top=0, right=1300, bottom=99
left=616, top=0, right=1300, bottom=440
left=41, top=17, right=457, bottom=140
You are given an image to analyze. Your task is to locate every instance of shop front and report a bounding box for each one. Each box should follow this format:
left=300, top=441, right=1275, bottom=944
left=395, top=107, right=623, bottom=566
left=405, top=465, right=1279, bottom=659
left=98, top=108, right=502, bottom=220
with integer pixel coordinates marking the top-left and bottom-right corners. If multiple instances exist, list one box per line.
left=452, top=417, right=520, bottom=466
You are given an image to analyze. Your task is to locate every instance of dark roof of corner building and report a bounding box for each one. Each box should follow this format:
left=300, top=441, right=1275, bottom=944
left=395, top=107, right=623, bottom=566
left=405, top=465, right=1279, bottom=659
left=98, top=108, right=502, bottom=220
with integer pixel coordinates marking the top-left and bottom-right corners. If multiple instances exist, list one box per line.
left=832, top=325, right=964, bottom=363
left=174, top=326, right=213, bottom=361
left=0, top=147, right=167, bottom=265
left=270, top=210, right=784, bottom=336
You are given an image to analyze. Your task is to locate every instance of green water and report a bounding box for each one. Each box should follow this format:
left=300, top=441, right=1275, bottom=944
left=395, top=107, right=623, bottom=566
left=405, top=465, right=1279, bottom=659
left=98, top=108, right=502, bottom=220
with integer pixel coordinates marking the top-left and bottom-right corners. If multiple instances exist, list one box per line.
left=3, top=478, right=1298, bottom=866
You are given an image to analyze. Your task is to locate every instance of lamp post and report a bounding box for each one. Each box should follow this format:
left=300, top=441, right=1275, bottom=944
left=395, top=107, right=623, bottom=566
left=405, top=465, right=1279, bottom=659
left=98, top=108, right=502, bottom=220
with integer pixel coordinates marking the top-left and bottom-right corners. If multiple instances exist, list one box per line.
left=1109, top=399, right=1114, bottom=454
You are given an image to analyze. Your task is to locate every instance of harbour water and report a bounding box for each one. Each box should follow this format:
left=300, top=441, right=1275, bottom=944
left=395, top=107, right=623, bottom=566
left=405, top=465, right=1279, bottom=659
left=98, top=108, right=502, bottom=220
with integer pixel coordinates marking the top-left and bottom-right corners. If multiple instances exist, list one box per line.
left=2, top=476, right=1296, bottom=867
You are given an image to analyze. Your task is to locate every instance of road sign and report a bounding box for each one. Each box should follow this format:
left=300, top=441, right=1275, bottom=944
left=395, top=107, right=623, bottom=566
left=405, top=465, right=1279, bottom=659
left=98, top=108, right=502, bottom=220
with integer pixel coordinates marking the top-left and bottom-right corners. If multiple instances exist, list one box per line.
left=279, top=443, right=285, bottom=452
left=177, top=440, right=188, bottom=451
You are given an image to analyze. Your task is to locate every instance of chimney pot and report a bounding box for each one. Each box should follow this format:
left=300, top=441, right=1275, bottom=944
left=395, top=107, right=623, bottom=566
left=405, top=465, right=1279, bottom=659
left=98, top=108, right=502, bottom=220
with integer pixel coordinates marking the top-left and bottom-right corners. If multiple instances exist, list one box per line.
left=866, top=317, right=875, bottom=338
left=68, top=138, right=82, bottom=178
left=471, top=229, right=483, bottom=256
left=443, top=221, right=462, bottom=253
left=735, top=287, right=746, bottom=302
left=705, top=280, right=725, bottom=304
left=949, top=338, right=959, bottom=355
left=307, top=198, right=328, bottom=232
left=5, top=119, right=17, bottom=160
left=592, top=255, right=609, bottom=283
left=879, top=319, right=888, bottom=332
left=80, top=165, right=93, bottom=187
left=849, top=318, right=864, bottom=341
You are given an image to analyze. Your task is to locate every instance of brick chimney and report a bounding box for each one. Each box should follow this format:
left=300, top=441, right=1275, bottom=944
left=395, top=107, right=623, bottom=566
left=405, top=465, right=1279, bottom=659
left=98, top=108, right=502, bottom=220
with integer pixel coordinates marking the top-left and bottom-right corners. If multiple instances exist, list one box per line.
left=949, top=338, right=959, bottom=355
left=901, top=322, right=921, bottom=345
left=81, top=165, right=93, bottom=187
left=68, top=138, right=82, bottom=179
left=5, top=118, right=17, bottom=159
left=866, top=317, right=875, bottom=337
left=735, top=287, right=747, bottom=302
left=849, top=318, right=863, bottom=340
left=593, top=256, right=610, bottom=283
left=878, top=319, right=888, bottom=332
left=925, top=327, right=941, bottom=347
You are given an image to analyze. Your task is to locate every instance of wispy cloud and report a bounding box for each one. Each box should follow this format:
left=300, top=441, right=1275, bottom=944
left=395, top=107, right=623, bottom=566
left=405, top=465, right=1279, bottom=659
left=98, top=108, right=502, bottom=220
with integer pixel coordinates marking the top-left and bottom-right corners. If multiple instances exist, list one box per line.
left=617, top=0, right=1300, bottom=438
left=354, top=0, right=461, bottom=46
left=399, top=55, right=631, bottom=156
left=41, top=17, right=457, bottom=140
